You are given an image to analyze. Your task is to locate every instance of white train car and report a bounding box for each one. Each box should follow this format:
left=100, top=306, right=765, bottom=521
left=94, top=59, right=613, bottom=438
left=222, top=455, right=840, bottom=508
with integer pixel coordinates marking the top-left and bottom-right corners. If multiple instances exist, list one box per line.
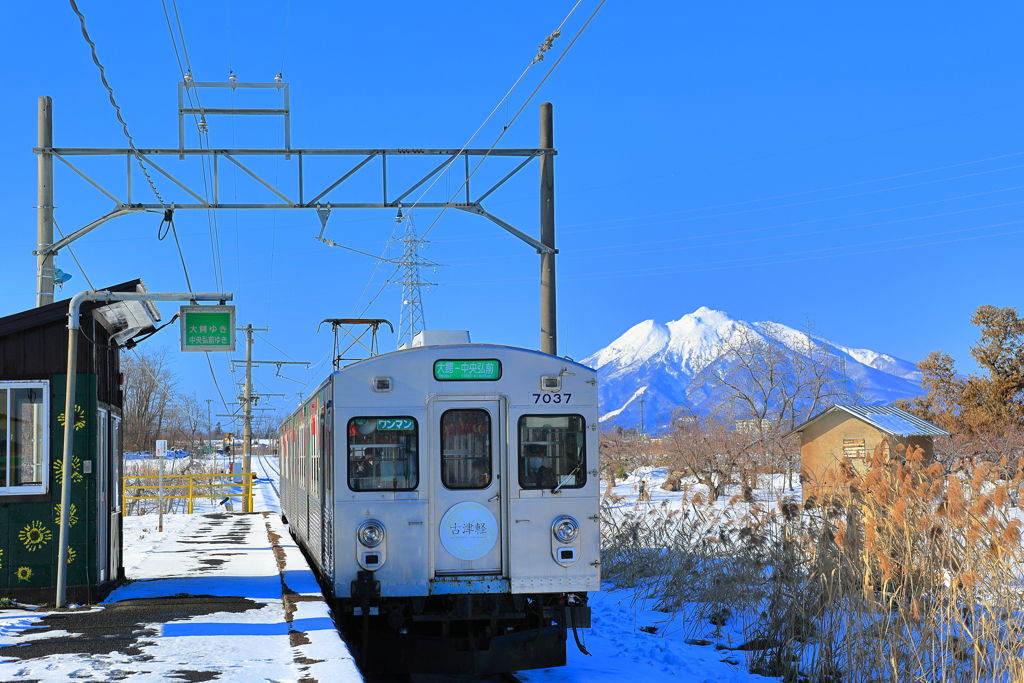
left=279, top=332, right=598, bottom=675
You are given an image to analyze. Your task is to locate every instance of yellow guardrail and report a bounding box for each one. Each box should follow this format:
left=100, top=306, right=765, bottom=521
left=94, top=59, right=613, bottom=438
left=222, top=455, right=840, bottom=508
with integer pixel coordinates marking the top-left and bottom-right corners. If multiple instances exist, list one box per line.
left=122, top=472, right=255, bottom=514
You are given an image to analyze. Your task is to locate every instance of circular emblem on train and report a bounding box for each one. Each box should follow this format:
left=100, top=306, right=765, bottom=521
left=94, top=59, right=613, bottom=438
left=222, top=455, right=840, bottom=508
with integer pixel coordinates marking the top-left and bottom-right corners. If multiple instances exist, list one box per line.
left=439, top=502, right=498, bottom=561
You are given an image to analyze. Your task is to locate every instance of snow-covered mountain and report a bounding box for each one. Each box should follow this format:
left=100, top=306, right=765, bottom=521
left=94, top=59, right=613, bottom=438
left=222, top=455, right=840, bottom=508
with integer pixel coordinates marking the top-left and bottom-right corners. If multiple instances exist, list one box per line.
left=582, top=307, right=922, bottom=427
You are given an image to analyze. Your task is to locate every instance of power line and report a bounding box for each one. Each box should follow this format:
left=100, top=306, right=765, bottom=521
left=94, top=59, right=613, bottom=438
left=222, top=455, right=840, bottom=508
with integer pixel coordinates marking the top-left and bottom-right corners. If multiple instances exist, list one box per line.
left=446, top=191, right=1024, bottom=264
left=52, top=218, right=95, bottom=291
left=451, top=218, right=1024, bottom=284
left=345, top=1, right=593, bottom=317
left=419, top=0, right=607, bottom=245
left=206, top=352, right=239, bottom=428
left=559, top=150, right=1024, bottom=233
left=352, top=0, right=605, bottom=318
left=68, top=0, right=165, bottom=207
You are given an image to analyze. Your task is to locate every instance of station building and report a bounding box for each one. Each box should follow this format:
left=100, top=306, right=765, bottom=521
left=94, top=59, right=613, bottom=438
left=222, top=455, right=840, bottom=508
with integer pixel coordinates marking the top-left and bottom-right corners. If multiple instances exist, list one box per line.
left=0, top=280, right=159, bottom=603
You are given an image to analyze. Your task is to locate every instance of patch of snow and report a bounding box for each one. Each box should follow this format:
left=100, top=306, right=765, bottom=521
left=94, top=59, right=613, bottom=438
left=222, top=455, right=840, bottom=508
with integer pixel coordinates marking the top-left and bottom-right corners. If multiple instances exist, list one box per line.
left=860, top=412, right=930, bottom=436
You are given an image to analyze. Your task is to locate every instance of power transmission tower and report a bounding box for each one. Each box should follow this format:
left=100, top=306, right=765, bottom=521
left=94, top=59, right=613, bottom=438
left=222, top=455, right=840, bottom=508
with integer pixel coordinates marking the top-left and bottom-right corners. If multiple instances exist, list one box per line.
left=395, top=213, right=439, bottom=349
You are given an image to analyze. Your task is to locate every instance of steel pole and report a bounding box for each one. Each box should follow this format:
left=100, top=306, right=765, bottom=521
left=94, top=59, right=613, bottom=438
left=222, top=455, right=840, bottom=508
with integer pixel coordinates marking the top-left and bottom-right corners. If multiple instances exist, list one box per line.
left=55, top=294, right=80, bottom=607
left=243, top=324, right=253, bottom=511
left=539, top=103, right=556, bottom=356
left=36, top=96, right=54, bottom=307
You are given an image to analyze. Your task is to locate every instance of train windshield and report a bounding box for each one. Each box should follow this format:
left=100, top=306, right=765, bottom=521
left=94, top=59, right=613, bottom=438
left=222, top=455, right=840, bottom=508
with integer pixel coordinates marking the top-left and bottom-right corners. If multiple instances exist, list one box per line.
left=518, top=415, right=586, bottom=489
left=348, top=417, right=419, bottom=491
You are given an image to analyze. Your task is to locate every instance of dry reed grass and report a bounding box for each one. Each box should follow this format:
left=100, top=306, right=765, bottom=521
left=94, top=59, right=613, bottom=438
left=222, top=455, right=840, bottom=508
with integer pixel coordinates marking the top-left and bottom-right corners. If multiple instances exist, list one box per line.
left=601, top=441, right=1024, bottom=682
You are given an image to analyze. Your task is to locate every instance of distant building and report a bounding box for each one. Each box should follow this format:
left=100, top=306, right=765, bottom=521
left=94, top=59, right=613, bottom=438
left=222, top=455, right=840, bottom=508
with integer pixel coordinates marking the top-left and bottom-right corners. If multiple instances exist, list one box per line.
left=785, top=405, right=949, bottom=503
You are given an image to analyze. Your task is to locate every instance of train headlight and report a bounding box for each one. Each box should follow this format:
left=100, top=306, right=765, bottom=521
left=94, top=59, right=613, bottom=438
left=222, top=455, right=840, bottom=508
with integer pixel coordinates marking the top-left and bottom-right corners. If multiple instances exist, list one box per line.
left=357, top=520, right=385, bottom=548
left=552, top=516, right=579, bottom=544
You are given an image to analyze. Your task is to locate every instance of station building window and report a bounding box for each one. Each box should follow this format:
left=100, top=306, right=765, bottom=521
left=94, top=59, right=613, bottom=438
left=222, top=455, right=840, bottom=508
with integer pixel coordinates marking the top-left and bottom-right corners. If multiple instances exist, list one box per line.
left=0, top=382, right=49, bottom=495
left=348, top=417, right=419, bottom=491
left=518, top=414, right=586, bottom=489
left=440, top=409, right=492, bottom=489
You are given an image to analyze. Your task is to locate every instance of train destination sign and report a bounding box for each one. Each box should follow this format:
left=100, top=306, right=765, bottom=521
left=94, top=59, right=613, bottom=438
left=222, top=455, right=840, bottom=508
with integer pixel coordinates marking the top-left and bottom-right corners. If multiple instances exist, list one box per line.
left=433, top=359, right=502, bottom=381
left=179, top=305, right=236, bottom=352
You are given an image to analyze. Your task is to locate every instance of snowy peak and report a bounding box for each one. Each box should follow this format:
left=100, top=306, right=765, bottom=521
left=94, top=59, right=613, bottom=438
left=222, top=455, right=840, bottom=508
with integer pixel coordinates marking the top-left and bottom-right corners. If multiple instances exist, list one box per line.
left=583, top=307, right=923, bottom=426
left=588, top=319, right=670, bottom=372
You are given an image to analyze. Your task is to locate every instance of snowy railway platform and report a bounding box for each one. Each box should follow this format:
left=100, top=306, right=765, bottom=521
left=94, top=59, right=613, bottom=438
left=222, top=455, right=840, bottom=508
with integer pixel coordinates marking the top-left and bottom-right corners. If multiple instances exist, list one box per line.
left=0, top=507, right=362, bottom=683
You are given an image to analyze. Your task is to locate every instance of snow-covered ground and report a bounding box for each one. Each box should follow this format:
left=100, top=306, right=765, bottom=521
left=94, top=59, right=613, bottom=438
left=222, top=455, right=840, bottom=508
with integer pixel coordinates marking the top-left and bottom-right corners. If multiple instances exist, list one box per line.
left=2, top=457, right=792, bottom=682
left=0, top=457, right=359, bottom=683
left=519, top=467, right=793, bottom=683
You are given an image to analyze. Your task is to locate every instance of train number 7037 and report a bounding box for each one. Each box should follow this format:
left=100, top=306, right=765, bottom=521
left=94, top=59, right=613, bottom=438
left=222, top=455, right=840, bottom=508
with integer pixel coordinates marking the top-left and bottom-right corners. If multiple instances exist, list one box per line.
left=532, top=393, right=571, bottom=404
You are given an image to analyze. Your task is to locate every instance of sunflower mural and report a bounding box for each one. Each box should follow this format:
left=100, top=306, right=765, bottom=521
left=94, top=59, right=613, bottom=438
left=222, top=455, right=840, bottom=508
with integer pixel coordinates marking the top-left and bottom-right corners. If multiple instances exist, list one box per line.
left=0, top=548, right=3, bottom=568
left=53, top=456, right=83, bottom=484
left=53, top=503, right=78, bottom=527
left=16, top=566, right=33, bottom=582
left=66, top=546, right=77, bottom=564
left=57, top=404, right=87, bottom=431
left=19, top=521, right=52, bottom=551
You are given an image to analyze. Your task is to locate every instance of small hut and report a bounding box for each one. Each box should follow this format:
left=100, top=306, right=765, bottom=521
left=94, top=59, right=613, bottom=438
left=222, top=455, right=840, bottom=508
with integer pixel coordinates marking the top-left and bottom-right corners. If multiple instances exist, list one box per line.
left=0, top=280, right=159, bottom=603
left=786, top=405, right=949, bottom=503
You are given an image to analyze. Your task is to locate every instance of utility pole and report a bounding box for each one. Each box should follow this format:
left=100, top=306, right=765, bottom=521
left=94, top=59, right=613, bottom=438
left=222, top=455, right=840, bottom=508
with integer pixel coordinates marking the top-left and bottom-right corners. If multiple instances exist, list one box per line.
left=242, top=324, right=255, bottom=510
left=231, top=325, right=308, bottom=511
left=638, top=390, right=646, bottom=437
left=36, top=96, right=54, bottom=307
left=204, top=398, right=213, bottom=465
left=539, top=102, right=557, bottom=356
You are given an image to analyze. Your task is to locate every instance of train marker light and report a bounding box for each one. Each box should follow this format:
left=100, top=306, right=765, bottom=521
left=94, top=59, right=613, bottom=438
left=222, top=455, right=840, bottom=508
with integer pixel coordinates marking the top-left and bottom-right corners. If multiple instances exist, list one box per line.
left=552, top=516, right=579, bottom=543
left=358, top=520, right=385, bottom=547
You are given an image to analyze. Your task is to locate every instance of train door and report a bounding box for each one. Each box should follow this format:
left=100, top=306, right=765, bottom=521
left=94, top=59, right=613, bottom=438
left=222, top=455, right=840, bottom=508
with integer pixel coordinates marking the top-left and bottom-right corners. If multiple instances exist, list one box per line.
left=110, top=414, right=122, bottom=581
left=96, top=408, right=109, bottom=582
left=431, top=397, right=504, bottom=576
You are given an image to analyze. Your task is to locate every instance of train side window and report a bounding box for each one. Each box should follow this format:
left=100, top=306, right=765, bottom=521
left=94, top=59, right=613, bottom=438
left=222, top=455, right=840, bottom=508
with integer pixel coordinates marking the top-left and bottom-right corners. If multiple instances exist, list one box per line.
left=518, top=415, right=586, bottom=489
left=440, top=409, right=491, bottom=490
left=347, top=417, right=419, bottom=491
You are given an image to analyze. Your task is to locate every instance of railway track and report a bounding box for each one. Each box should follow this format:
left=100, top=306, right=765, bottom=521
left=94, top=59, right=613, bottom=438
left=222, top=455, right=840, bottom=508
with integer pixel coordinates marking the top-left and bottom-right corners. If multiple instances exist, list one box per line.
left=254, top=452, right=281, bottom=499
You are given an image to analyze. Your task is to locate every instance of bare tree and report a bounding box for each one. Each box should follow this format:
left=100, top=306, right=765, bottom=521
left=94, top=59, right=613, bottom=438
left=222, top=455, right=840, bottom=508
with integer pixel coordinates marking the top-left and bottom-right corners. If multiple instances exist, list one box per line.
left=692, top=320, right=861, bottom=489
left=662, top=411, right=752, bottom=500
left=599, top=426, right=654, bottom=498
left=122, top=347, right=178, bottom=452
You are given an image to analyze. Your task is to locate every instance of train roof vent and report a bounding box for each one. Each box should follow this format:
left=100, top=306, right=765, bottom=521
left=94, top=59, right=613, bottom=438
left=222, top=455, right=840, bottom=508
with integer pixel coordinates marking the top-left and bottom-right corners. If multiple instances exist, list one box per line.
left=411, top=330, right=471, bottom=347
left=372, top=376, right=393, bottom=392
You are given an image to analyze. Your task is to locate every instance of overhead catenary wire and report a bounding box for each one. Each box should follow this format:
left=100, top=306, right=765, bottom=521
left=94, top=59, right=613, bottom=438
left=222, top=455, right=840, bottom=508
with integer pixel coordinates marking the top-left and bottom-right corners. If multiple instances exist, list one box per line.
left=429, top=153, right=1024, bottom=244
left=344, top=0, right=592, bottom=318
left=450, top=218, right=1024, bottom=284
left=160, top=0, right=228, bottom=295
left=445, top=190, right=1024, bottom=264
left=417, top=0, right=607, bottom=246
left=68, top=0, right=165, bottom=208
left=52, top=218, right=96, bottom=291
left=352, top=0, right=605, bottom=319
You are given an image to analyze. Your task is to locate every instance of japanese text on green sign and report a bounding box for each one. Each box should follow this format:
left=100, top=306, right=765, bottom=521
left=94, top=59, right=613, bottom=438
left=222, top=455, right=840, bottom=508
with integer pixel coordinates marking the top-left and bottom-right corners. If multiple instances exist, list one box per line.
left=180, top=305, right=236, bottom=352
left=433, top=359, right=501, bottom=381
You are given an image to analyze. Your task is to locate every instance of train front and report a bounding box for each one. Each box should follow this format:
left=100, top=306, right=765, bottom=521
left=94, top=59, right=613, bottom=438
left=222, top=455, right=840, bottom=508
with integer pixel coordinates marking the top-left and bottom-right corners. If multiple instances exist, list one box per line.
left=332, top=337, right=599, bottom=675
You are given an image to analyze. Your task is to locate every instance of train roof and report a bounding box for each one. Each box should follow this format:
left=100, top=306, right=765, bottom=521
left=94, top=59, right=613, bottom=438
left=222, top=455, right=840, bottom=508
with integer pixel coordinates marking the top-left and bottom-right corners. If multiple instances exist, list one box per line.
left=332, top=343, right=596, bottom=375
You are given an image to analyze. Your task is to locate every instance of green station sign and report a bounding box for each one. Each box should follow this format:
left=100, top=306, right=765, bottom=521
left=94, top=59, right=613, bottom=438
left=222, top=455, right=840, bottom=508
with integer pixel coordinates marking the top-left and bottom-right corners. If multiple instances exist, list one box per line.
left=180, top=305, right=235, bottom=352
left=433, top=359, right=502, bottom=381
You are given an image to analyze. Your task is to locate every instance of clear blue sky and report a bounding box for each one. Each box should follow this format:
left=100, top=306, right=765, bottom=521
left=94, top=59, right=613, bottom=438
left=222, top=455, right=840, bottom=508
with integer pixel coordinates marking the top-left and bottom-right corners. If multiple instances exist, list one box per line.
left=1, top=1, right=1021, bottom=425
